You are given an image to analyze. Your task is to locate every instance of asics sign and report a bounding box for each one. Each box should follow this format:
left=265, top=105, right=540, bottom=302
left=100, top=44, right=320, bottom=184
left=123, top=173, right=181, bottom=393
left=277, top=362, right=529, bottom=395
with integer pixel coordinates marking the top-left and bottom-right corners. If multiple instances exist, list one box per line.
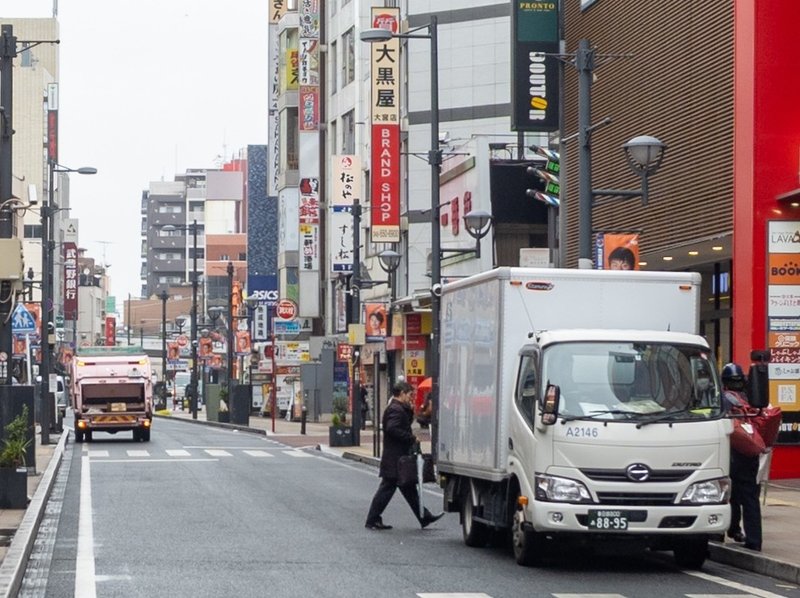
left=249, top=289, right=278, bottom=303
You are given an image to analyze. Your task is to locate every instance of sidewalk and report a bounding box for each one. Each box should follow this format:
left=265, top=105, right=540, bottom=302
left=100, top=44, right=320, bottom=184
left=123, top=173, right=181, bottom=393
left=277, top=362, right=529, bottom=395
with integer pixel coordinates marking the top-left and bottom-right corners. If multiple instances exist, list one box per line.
left=1, top=410, right=798, bottom=598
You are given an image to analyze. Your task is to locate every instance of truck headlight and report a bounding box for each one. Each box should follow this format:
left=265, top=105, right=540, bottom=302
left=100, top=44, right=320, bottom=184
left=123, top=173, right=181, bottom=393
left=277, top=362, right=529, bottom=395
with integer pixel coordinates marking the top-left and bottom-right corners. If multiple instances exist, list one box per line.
left=534, top=474, right=593, bottom=503
left=680, top=477, right=731, bottom=504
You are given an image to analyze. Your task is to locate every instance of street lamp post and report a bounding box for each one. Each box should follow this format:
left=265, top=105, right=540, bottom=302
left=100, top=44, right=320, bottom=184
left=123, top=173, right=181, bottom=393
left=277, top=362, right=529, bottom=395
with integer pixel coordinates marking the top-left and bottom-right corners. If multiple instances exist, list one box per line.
left=376, top=249, right=402, bottom=458
left=159, top=289, right=168, bottom=410
left=575, top=39, right=666, bottom=266
left=226, top=261, right=235, bottom=394
left=41, top=161, right=96, bottom=444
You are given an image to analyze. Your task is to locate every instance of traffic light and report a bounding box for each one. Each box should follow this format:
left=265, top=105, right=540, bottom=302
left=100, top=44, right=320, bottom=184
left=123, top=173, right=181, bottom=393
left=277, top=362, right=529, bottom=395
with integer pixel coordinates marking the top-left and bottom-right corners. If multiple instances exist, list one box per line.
left=525, top=145, right=560, bottom=207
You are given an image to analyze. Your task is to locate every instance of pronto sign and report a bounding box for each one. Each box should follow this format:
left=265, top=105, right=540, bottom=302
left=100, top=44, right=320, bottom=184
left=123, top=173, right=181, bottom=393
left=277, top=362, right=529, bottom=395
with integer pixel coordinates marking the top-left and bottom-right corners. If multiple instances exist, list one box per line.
left=275, top=299, right=298, bottom=321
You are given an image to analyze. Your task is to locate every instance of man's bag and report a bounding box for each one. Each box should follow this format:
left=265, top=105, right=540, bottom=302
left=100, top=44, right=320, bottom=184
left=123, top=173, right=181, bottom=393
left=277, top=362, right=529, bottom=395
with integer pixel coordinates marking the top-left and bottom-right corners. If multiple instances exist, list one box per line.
left=397, top=454, right=436, bottom=486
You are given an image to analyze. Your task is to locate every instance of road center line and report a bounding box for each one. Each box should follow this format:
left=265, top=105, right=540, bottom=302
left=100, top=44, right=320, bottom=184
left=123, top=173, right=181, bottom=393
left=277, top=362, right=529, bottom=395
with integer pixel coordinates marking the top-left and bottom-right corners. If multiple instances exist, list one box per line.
left=75, top=455, right=96, bottom=598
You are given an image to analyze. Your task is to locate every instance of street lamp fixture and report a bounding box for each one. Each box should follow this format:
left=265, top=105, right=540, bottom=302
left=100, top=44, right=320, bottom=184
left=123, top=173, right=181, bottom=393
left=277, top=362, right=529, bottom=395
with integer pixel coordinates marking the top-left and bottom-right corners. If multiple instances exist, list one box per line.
left=375, top=248, right=402, bottom=458
left=377, top=249, right=401, bottom=274
left=159, top=289, right=168, bottom=410
left=439, top=209, right=494, bottom=261
left=40, top=161, right=96, bottom=444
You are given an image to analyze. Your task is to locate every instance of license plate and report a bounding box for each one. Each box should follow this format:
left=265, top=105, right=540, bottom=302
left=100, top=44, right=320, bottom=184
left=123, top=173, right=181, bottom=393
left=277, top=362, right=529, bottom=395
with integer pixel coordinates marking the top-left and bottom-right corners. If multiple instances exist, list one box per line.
left=587, top=509, right=630, bottom=530
left=110, top=402, right=127, bottom=412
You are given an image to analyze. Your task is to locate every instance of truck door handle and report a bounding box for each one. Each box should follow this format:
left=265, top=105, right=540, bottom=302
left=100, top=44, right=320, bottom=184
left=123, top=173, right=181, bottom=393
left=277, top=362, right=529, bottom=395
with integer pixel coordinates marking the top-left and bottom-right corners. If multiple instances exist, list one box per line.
left=508, top=437, right=514, bottom=451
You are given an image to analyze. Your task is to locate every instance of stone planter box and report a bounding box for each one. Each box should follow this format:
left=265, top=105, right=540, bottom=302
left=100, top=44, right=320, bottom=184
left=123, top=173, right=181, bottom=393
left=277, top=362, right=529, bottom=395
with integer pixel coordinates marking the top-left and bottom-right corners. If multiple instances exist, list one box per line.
left=0, top=467, right=28, bottom=509
left=329, top=425, right=355, bottom=447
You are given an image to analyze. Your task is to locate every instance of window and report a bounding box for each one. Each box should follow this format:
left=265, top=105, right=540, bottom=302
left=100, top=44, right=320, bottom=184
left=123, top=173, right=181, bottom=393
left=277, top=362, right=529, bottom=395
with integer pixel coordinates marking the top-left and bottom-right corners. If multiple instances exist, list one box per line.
left=159, top=252, right=181, bottom=260
left=189, top=248, right=205, bottom=259
left=515, top=353, right=539, bottom=428
left=239, top=252, right=247, bottom=261
left=330, top=40, right=338, bottom=93
left=158, top=205, right=182, bottom=214
left=219, top=254, right=230, bottom=261
left=159, top=227, right=179, bottom=237
left=342, top=109, right=356, bottom=154
left=24, top=225, right=42, bottom=238
left=281, top=107, right=299, bottom=171
left=342, top=28, right=355, bottom=86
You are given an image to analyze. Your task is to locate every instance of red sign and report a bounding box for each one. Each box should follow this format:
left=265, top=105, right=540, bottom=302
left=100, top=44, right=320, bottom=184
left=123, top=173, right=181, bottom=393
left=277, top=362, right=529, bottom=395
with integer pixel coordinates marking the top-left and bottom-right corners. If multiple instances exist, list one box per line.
left=63, top=242, right=78, bottom=319
left=105, top=316, right=116, bottom=347
left=370, top=123, right=401, bottom=242
left=276, top=299, right=297, bottom=320
left=337, top=343, right=352, bottom=362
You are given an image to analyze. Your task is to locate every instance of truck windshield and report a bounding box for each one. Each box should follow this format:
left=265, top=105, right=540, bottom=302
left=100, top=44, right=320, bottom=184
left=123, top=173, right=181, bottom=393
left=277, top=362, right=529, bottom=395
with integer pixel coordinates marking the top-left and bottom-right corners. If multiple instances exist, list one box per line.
left=542, top=341, right=722, bottom=422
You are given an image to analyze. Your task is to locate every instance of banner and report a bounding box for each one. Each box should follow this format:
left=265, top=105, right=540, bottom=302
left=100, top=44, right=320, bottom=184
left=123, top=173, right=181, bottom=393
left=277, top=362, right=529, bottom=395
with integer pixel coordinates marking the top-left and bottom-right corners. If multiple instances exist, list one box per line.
left=364, top=302, right=388, bottom=341
left=63, top=242, right=78, bottom=319
left=595, top=233, right=640, bottom=270
left=105, top=316, right=116, bottom=346
left=330, top=155, right=360, bottom=273
left=369, top=7, right=401, bottom=243
left=511, top=1, right=560, bottom=131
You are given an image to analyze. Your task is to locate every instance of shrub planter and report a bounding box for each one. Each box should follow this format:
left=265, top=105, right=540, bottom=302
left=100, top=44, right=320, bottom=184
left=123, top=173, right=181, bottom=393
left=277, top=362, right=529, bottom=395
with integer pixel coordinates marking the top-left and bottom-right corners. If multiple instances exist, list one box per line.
left=218, top=411, right=230, bottom=423
left=0, top=467, right=28, bottom=508
left=329, top=425, right=355, bottom=447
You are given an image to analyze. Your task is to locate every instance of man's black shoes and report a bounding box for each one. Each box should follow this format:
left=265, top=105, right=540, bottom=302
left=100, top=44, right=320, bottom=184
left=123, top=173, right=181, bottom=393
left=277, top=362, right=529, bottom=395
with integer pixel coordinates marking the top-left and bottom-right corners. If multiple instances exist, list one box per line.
left=365, top=521, right=393, bottom=530
left=420, top=512, right=445, bottom=529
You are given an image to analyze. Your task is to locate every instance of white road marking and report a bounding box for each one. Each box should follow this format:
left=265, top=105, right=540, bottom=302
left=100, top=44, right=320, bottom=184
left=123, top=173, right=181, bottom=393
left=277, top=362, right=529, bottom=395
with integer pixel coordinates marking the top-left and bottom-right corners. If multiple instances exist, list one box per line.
left=418, top=594, right=492, bottom=598
left=126, top=450, right=150, bottom=457
left=685, top=571, right=789, bottom=598
left=686, top=595, right=761, bottom=598
left=90, top=458, right=218, bottom=463
left=243, top=450, right=273, bottom=458
left=205, top=449, right=232, bottom=457
left=553, top=595, right=626, bottom=598
left=284, top=450, right=312, bottom=458
left=166, top=449, right=192, bottom=457
left=75, top=456, right=96, bottom=598
left=87, top=450, right=109, bottom=458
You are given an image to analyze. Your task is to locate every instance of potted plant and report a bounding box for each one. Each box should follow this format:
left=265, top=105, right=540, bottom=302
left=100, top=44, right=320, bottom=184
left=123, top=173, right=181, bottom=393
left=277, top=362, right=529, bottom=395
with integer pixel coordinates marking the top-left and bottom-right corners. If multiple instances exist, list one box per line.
left=0, top=405, right=32, bottom=508
left=218, top=387, right=230, bottom=423
left=329, top=396, right=354, bottom=447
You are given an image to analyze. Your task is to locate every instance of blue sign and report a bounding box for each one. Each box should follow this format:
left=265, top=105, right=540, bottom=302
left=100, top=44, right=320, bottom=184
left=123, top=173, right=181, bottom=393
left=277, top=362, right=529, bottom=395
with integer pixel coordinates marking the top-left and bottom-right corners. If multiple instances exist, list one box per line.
left=12, top=303, right=37, bottom=334
left=247, top=274, right=279, bottom=304
left=274, top=320, right=301, bottom=335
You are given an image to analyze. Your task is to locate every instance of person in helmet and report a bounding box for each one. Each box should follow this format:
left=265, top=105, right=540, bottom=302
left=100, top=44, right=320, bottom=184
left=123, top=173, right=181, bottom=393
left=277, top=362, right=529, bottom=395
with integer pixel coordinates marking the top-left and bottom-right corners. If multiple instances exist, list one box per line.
left=721, top=362, right=762, bottom=551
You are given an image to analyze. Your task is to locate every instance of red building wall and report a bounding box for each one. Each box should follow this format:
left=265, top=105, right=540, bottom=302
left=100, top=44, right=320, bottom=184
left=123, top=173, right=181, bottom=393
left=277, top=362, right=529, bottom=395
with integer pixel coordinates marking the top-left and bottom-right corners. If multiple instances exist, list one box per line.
left=734, top=0, right=800, bottom=477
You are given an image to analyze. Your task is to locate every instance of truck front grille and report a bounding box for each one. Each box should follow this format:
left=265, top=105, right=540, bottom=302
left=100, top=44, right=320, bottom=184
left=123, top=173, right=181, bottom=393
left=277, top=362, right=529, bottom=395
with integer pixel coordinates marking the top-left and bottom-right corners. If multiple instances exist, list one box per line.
left=595, top=492, right=676, bottom=506
left=581, top=468, right=692, bottom=483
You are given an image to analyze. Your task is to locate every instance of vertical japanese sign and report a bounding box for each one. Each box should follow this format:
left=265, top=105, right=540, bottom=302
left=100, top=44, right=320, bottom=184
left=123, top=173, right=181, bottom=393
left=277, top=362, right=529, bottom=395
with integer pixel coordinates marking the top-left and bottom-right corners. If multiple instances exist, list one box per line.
left=63, top=242, right=78, bottom=321
left=299, top=178, right=320, bottom=224
left=369, top=7, right=401, bottom=243
left=105, top=316, right=116, bottom=347
left=330, top=155, right=360, bottom=273
left=595, top=233, right=640, bottom=270
left=511, top=1, right=560, bottom=131
left=47, top=82, right=58, bottom=162
left=298, top=0, right=319, bottom=131
left=269, top=0, right=288, bottom=23
left=766, top=221, right=800, bottom=444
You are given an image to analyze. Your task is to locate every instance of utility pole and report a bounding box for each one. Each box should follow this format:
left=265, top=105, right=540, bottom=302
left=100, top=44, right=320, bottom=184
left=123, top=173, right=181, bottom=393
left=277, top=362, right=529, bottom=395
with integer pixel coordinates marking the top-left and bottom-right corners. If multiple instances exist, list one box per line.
left=0, top=26, right=17, bottom=381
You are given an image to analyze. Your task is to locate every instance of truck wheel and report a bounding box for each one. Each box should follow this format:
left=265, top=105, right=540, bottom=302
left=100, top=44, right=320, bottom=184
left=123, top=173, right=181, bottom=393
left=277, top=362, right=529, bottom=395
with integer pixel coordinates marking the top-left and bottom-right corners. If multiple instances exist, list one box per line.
left=141, top=429, right=151, bottom=442
left=461, top=498, right=489, bottom=547
left=133, top=429, right=141, bottom=442
left=512, top=506, right=541, bottom=566
left=75, top=429, right=84, bottom=443
left=85, top=431, right=93, bottom=442
left=673, top=537, right=708, bottom=569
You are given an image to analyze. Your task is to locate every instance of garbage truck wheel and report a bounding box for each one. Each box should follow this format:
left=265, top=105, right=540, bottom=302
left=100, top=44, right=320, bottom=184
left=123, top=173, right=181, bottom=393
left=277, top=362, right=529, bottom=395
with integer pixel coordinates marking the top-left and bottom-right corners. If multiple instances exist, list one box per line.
left=673, top=537, right=708, bottom=569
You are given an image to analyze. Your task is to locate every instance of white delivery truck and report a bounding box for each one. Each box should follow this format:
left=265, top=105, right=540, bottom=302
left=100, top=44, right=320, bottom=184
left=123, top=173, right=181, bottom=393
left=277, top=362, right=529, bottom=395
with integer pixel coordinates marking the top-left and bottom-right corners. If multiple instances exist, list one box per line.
left=437, top=267, right=732, bottom=568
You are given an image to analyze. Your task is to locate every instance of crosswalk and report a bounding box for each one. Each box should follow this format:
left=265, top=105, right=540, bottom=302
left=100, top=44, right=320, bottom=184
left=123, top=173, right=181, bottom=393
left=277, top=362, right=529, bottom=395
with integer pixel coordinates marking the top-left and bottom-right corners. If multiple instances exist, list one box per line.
left=83, top=447, right=313, bottom=460
left=417, top=595, right=770, bottom=598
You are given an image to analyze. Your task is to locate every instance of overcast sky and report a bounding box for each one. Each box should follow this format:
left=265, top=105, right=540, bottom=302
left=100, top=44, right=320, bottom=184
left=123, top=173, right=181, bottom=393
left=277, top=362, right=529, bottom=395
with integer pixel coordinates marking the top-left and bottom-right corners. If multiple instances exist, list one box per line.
left=4, top=0, right=269, bottom=309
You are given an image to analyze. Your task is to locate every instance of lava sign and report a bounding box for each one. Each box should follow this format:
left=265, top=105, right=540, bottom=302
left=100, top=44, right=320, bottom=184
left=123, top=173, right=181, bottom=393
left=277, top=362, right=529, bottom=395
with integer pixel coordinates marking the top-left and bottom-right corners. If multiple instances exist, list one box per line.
left=275, top=299, right=298, bottom=321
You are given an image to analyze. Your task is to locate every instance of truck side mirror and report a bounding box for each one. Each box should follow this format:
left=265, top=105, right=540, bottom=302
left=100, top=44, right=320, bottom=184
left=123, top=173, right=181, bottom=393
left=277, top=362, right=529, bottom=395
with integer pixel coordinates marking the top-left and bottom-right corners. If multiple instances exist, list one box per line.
left=541, top=384, right=560, bottom=425
left=747, top=363, right=769, bottom=409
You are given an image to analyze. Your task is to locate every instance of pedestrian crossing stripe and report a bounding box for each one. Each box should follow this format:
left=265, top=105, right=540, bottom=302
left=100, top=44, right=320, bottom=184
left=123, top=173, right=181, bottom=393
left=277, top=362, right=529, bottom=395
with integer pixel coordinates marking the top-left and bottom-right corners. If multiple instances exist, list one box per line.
left=83, top=448, right=319, bottom=459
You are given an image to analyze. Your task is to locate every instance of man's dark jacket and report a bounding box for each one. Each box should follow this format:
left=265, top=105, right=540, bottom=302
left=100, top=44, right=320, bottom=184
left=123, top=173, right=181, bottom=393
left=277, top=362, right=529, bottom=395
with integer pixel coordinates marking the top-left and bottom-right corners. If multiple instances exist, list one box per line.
left=379, top=398, right=415, bottom=479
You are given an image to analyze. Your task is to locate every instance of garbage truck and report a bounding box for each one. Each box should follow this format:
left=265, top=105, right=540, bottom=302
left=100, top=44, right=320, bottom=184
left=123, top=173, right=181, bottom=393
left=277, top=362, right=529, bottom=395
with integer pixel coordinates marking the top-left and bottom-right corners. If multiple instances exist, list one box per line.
left=436, top=267, right=733, bottom=568
left=70, top=346, right=153, bottom=442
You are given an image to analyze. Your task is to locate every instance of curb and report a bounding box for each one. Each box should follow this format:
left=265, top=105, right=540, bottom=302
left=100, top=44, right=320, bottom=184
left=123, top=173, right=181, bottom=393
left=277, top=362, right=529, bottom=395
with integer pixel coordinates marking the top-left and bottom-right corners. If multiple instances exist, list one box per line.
left=0, top=431, right=67, bottom=598
left=709, top=541, right=800, bottom=585
left=153, top=413, right=267, bottom=436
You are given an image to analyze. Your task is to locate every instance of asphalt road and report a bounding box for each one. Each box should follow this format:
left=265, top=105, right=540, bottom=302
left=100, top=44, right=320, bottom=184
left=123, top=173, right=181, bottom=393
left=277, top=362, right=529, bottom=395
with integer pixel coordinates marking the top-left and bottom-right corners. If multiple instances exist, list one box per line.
left=18, top=420, right=800, bottom=598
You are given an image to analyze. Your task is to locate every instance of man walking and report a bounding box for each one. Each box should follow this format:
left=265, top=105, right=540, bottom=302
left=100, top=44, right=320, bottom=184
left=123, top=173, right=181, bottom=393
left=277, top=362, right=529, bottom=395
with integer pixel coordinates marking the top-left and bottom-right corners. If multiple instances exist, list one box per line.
left=365, top=380, right=444, bottom=530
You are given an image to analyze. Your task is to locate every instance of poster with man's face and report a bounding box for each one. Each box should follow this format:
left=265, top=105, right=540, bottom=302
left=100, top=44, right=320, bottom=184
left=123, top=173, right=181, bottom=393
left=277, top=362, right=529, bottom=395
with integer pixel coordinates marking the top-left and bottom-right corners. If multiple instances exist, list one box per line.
left=236, top=330, right=252, bottom=356
left=364, top=303, right=387, bottom=341
left=597, top=233, right=640, bottom=270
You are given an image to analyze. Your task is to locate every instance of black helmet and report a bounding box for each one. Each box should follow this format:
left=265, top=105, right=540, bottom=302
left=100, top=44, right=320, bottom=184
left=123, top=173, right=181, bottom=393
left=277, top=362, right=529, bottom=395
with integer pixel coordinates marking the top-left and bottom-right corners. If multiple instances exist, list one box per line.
left=721, top=362, right=745, bottom=382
